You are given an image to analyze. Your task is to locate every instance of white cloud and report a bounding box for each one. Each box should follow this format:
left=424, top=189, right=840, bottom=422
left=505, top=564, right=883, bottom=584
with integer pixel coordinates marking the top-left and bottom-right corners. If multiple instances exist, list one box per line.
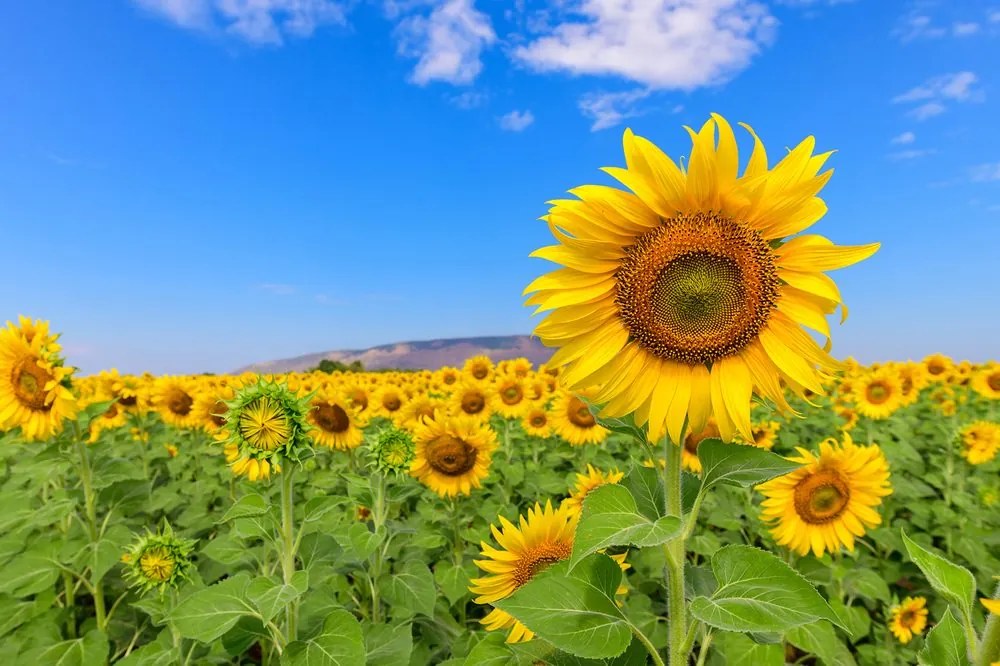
left=990, top=10, right=1000, bottom=23
left=893, top=72, right=982, bottom=121
left=671, top=103, right=685, bottom=114
left=513, top=1, right=777, bottom=90
left=892, top=13, right=947, bottom=41
left=578, top=88, right=650, bottom=131
left=887, top=148, right=935, bottom=161
left=970, top=162, right=1000, bottom=182
left=952, top=21, right=980, bottom=36
left=395, top=0, right=496, bottom=85
left=498, top=109, right=535, bottom=131
left=133, top=0, right=347, bottom=44
left=890, top=131, right=916, bottom=145
left=448, top=90, right=488, bottom=109
left=908, top=102, right=946, bottom=120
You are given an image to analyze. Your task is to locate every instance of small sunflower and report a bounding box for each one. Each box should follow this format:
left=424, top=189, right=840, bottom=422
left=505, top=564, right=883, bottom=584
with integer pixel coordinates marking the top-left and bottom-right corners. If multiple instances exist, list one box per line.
left=436, top=367, right=461, bottom=388
left=373, top=386, right=408, bottom=421
left=463, top=355, right=495, bottom=383
left=192, top=384, right=235, bottom=433
left=410, top=413, right=497, bottom=497
left=368, top=424, right=416, bottom=476
left=681, top=418, right=721, bottom=473
left=561, top=464, right=624, bottom=516
left=121, top=523, right=196, bottom=596
left=923, top=353, right=953, bottom=382
left=852, top=368, right=904, bottom=420
left=308, top=391, right=367, bottom=450
left=87, top=397, right=127, bottom=442
left=450, top=382, right=493, bottom=422
left=960, top=421, right=1000, bottom=465
left=758, top=433, right=892, bottom=557
left=399, top=395, right=446, bottom=430
left=971, top=364, right=1000, bottom=400
left=888, top=596, right=928, bottom=644
left=0, top=318, right=78, bottom=440
left=522, top=406, right=552, bottom=438
left=550, top=391, right=608, bottom=446
left=493, top=375, right=529, bottom=418
left=741, top=419, right=781, bottom=450
left=153, top=377, right=199, bottom=429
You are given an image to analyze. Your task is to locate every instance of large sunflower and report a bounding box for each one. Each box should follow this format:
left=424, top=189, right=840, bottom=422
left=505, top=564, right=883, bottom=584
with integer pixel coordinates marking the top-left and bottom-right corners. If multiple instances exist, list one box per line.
left=410, top=413, right=497, bottom=497
left=0, top=319, right=78, bottom=440
left=923, top=353, right=953, bottom=382
left=758, top=434, right=891, bottom=557
left=524, top=115, right=878, bottom=443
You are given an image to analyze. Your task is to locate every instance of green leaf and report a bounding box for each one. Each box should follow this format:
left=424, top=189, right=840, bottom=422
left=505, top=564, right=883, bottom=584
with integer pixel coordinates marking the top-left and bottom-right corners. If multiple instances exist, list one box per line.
left=221, top=616, right=270, bottom=657
left=917, top=608, right=969, bottom=666
left=335, top=523, right=384, bottom=561
left=0, top=548, right=60, bottom=597
left=622, top=465, right=665, bottom=520
left=219, top=493, right=269, bottom=523
left=20, top=629, right=109, bottom=666
left=494, top=554, right=632, bottom=659
left=787, top=620, right=857, bottom=666
left=115, top=630, right=179, bottom=666
left=247, top=571, right=309, bottom=622
left=283, top=609, right=365, bottom=666
left=689, top=545, right=845, bottom=634
left=711, top=632, right=784, bottom=666
left=380, top=560, right=436, bottom=618
left=569, top=485, right=682, bottom=569
left=364, top=623, right=413, bottom=666
left=902, top=532, right=977, bottom=621
left=170, top=573, right=257, bottom=643
left=202, top=532, right=254, bottom=566
left=434, top=561, right=471, bottom=606
left=841, top=568, right=891, bottom=604
left=697, top=439, right=801, bottom=491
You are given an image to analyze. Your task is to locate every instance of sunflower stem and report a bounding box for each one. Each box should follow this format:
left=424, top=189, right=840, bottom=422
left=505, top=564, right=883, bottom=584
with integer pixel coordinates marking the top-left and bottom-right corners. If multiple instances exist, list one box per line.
left=369, top=471, right=387, bottom=624
left=631, top=624, right=666, bottom=666
left=976, top=582, right=1000, bottom=666
left=662, top=429, right=687, bottom=666
left=279, top=465, right=298, bottom=642
left=72, top=426, right=107, bottom=631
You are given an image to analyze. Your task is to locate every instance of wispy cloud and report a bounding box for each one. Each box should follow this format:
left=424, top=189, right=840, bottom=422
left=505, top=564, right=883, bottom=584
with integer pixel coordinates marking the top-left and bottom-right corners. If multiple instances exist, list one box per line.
left=498, top=109, right=535, bottom=131
left=887, top=148, right=936, bottom=161
left=133, top=0, right=348, bottom=45
left=258, top=283, right=297, bottom=295
left=513, top=1, right=777, bottom=90
left=970, top=162, right=1000, bottom=182
left=447, top=90, right=488, bottom=109
left=578, top=88, right=650, bottom=131
left=890, top=131, right=916, bottom=145
left=394, top=0, right=496, bottom=85
left=892, top=71, right=982, bottom=120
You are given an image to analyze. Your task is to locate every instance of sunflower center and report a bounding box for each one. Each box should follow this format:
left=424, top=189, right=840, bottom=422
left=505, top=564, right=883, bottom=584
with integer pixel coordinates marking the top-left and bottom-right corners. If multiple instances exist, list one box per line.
left=11, top=358, right=52, bottom=410
left=166, top=388, right=194, bottom=416
left=616, top=212, right=778, bottom=365
left=928, top=361, right=945, bottom=375
left=426, top=435, right=477, bottom=476
left=512, top=542, right=573, bottom=588
left=139, top=548, right=175, bottom=582
left=211, top=400, right=228, bottom=426
left=567, top=397, right=595, bottom=428
left=102, top=403, right=119, bottom=419
left=443, top=373, right=458, bottom=385
left=865, top=382, right=891, bottom=404
left=350, top=390, right=368, bottom=411
left=383, top=394, right=402, bottom=411
left=988, top=372, right=1000, bottom=392
left=685, top=420, right=721, bottom=454
left=899, top=610, right=916, bottom=628
left=461, top=392, right=486, bottom=415
left=793, top=470, right=851, bottom=524
left=119, top=394, right=137, bottom=407
left=314, top=403, right=350, bottom=433
left=239, top=397, right=290, bottom=451
left=472, top=365, right=489, bottom=380
left=530, top=414, right=547, bottom=427
left=501, top=385, right=523, bottom=405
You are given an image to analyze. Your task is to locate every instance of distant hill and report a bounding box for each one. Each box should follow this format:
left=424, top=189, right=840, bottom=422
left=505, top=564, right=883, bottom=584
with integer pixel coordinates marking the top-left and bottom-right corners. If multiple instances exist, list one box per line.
left=234, top=335, right=553, bottom=374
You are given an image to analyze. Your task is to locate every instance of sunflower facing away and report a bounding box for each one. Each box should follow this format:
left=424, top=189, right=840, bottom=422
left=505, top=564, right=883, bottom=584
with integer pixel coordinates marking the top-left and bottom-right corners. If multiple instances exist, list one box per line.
left=524, top=115, right=879, bottom=443
left=888, top=596, right=928, bottom=644
left=410, top=413, right=497, bottom=497
left=561, top=464, right=624, bottom=516
left=758, top=433, right=892, bottom=557
left=469, top=501, right=629, bottom=643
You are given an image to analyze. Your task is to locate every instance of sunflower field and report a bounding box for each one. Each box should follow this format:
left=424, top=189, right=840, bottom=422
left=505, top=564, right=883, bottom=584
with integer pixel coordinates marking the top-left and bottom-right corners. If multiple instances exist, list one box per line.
left=3, top=117, right=1000, bottom=666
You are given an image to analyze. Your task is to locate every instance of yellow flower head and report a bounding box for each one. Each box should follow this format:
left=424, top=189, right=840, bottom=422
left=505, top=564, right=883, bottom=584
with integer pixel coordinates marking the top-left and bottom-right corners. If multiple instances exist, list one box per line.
left=410, top=413, right=497, bottom=497
left=561, top=464, right=625, bottom=516
left=960, top=421, right=1000, bottom=465
left=550, top=391, right=608, bottom=446
left=852, top=367, right=904, bottom=420
left=888, top=596, right=928, bottom=644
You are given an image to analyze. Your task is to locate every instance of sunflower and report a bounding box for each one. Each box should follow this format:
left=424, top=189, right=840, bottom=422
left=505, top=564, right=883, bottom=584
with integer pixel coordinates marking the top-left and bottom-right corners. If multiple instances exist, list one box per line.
left=852, top=368, right=904, bottom=420
left=522, top=406, right=552, bottom=438
left=308, top=391, right=367, bottom=450
left=410, top=413, right=497, bottom=497
left=739, top=419, right=780, bottom=450
left=436, top=367, right=462, bottom=388
left=450, top=382, right=493, bottom=422
left=835, top=404, right=859, bottom=431
left=923, top=353, right=953, bottom=382
left=87, top=397, right=127, bottom=442
left=342, top=382, right=372, bottom=416
left=0, top=318, right=78, bottom=440
left=373, top=385, right=408, bottom=421
left=681, top=418, right=721, bottom=474
left=896, top=362, right=928, bottom=406
left=463, top=355, right=494, bottom=383
left=971, top=364, right=1000, bottom=400
left=561, top=464, right=625, bottom=516
left=192, top=384, right=235, bottom=433
left=493, top=375, right=529, bottom=418
left=888, top=597, right=928, bottom=644
left=398, top=395, right=446, bottom=430
left=470, top=501, right=629, bottom=643
left=99, top=368, right=146, bottom=412
left=524, top=115, right=878, bottom=444
left=153, top=377, right=199, bottom=429
left=550, top=391, right=608, bottom=446
left=497, top=357, right=533, bottom=378
left=960, top=421, right=1000, bottom=465
left=758, top=434, right=891, bottom=557
left=121, top=523, right=196, bottom=595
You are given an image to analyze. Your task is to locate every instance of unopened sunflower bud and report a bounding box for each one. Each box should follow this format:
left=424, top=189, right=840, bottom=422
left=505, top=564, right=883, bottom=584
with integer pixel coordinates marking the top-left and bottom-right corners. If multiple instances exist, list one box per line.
left=122, top=522, right=195, bottom=595
left=369, top=425, right=415, bottom=476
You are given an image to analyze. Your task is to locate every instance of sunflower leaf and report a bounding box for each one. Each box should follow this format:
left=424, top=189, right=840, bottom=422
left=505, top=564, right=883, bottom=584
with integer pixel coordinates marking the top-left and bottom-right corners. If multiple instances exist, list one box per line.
left=690, top=545, right=847, bottom=634
left=569, top=485, right=682, bottom=570
left=494, top=555, right=633, bottom=659
left=917, top=608, right=969, bottom=666
left=284, top=609, right=365, bottom=666
left=902, top=531, right=977, bottom=622
left=697, top=439, right=802, bottom=491
left=170, top=573, right=257, bottom=643
left=787, top=620, right=857, bottom=666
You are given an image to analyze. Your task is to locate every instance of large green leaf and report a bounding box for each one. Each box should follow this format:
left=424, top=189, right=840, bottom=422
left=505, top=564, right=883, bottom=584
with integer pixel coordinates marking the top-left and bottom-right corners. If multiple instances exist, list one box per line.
left=283, top=609, right=365, bottom=665
left=711, top=631, right=784, bottom=666
left=689, top=545, right=845, bottom=634
left=380, top=560, right=436, bottom=618
left=247, top=571, right=309, bottom=623
left=917, top=608, right=969, bottom=666
left=621, top=465, right=665, bottom=521
left=697, top=439, right=801, bottom=491
left=787, top=620, right=857, bottom=666
left=20, top=629, right=108, bottom=666
left=0, top=547, right=60, bottom=597
left=494, top=554, right=632, bottom=659
left=434, top=561, right=471, bottom=606
left=364, top=623, right=413, bottom=666
left=170, top=573, right=257, bottom=643
left=570, top=485, right=681, bottom=569
left=902, top=532, right=977, bottom=621
left=218, top=493, right=269, bottom=522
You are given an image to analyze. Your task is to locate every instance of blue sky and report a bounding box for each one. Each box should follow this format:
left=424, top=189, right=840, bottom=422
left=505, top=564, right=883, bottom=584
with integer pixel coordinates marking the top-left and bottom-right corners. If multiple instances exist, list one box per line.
left=1, top=0, right=998, bottom=375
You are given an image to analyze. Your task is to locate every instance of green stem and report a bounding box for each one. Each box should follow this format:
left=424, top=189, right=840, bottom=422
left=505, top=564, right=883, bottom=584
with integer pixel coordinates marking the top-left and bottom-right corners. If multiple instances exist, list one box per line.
left=73, top=428, right=107, bottom=631
left=369, top=471, right=387, bottom=624
left=279, top=466, right=298, bottom=642
left=663, top=430, right=687, bottom=666
left=62, top=570, right=76, bottom=638
left=975, top=582, right=1000, bottom=666
left=695, top=630, right=713, bottom=666
left=631, top=624, right=666, bottom=666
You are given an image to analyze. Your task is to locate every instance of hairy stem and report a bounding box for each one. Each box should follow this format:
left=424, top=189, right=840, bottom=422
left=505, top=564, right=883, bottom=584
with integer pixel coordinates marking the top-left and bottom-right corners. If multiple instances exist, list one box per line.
left=73, top=428, right=107, bottom=631
left=279, top=466, right=298, bottom=642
